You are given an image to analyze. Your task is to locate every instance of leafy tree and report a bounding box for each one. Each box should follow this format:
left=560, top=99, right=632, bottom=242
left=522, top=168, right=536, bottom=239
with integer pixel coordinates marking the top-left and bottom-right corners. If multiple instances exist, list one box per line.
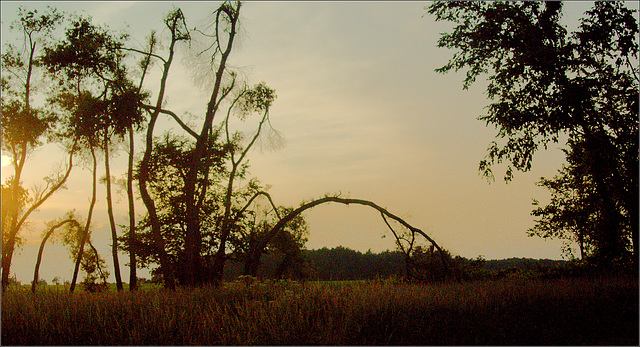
left=125, top=132, right=228, bottom=285
left=233, top=203, right=310, bottom=278
left=54, top=212, right=109, bottom=292
left=42, top=15, right=147, bottom=291
left=126, top=129, right=292, bottom=285
left=1, top=7, right=71, bottom=290
left=427, top=1, right=638, bottom=265
left=125, top=2, right=284, bottom=287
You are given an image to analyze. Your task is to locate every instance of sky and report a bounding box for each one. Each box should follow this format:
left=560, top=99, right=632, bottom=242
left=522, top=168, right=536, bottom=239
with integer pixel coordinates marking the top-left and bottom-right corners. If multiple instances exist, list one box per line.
left=2, top=1, right=632, bottom=284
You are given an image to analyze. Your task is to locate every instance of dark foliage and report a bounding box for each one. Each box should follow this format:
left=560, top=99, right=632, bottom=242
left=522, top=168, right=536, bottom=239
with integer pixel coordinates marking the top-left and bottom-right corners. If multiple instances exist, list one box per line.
left=222, top=245, right=572, bottom=282
left=427, top=1, right=639, bottom=266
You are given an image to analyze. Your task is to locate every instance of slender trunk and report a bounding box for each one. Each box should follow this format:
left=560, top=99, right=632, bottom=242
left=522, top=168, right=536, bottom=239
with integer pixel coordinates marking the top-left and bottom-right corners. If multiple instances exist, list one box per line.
left=103, top=136, right=123, bottom=291
left=136, top=14, right=186, bottom=290
left=2, top=145, right=28, bottom=290
left=127, top=126, right=138, bottom=291
left=88, top=240, right=108, bottom=283
left=183, top=3, right=240, bottom=287
left=1, top=32, right=36, bottom=291
left=211, top=164, right=238, bottom=283
left=70, top=147, right=98, bottom=293
left=2, top=145, right=75, bottom=290
left=32, top=219, right=77, bottom=293
left=212, top=110, right=271, bottom=283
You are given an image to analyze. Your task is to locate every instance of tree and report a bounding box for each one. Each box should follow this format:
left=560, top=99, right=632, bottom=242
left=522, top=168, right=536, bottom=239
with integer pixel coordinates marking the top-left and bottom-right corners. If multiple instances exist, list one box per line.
left=42, top=15, right=147, bottom=291
left=55, top=211, right=109, bottom=292
left=262, top=196, right=457, bottom=281
left=134, top=8, right=191, bottom=290
left=127, top=131, right=288, bottom=286
left=209, top=82, right=280, bottom=284
left=234, top=201, right=310, bottom=278
left=125, top=30, right=158, bottom=292
left=32, top=213, right=81, bottom=292
left=427, top=1, right=638, bottom=265
left=126, top=132, right=228, bottom=285
left=1, top=7, right=71, bottom=291
left=126, top=2, right=285, bottom=287
left=270, top=216, right=310, bottom=280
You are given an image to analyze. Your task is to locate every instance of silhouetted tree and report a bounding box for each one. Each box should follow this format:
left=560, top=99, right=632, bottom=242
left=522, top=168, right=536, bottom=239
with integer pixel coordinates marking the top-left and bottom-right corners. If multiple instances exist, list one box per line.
left=134, top=8, right=191, bottom=290
left=31, top=213, right=81, bottom=292
left=237, top=204, right=309, bottom=278
left=42, top=15, right=145, bottom=291
left=125, top=30, right=158, bottom=292
left=55, top=211, right=109, bottom=292
left=263, top=196, right=458, bottom=281
left=1, top=7, right=71, bottom=291
left=125, top=2, right=285, bottom=287
left=126, top=132, right=228, bottom=285
left=427, top=1, right=638, bottom=265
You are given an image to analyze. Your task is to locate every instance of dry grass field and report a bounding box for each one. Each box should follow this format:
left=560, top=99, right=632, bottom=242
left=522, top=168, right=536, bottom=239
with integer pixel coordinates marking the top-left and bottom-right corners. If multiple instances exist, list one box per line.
left=2, top=276, right=638, bottom=345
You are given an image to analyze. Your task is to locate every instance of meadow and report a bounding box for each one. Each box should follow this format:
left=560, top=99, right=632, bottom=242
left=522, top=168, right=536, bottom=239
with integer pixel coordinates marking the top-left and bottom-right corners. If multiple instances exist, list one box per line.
left=1, top=276, right=638, bottom=345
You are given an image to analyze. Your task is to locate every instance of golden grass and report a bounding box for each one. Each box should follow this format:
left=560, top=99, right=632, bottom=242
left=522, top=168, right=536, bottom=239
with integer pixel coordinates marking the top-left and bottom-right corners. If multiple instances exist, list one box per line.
left=2, top=276, right=638, bottom=345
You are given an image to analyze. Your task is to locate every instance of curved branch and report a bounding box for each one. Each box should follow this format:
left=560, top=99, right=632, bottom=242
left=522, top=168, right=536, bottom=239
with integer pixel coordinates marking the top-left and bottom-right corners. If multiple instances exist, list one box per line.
left=381, top=212, right=408, bottom=254
left=231, top=191, right=281, bottom=229
left=15, top=142, right=77, bottom=234
left=87, top=240, right=108, bottom=283
left=141, top=104, right=199, bottom=139
left=31, top=218, right=81, bottom=292
left=121, top=46, right=167, bottom=64
left=262, top=196, right=458, bottom=279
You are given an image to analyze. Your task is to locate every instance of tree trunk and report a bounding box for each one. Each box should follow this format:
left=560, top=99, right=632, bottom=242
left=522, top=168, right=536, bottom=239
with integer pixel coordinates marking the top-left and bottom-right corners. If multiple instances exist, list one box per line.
left=243, top=241, right=262, bottom=277
left=70, top=147, right=98, bottom=293
left=103, top=136, right=123, bottom=291
left=127, top=126, right=138, bottom=291
left=183, top=2, right=240, bottom=287
left=210, top=164, right=238, bottom=284
left=135, top=13, right=186, bottom=290
left=32, top=219, right=78, bottom=293
left=2, top=144, right=28, bottom=291
left=2, top=146, right=75, bottom=291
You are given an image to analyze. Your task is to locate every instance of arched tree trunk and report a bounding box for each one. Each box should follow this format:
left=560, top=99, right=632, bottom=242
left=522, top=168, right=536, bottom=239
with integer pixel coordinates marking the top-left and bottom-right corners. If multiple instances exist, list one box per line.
left=258, top=197, right=459, bottom=281
left=32, top=218, right=80, bottom=293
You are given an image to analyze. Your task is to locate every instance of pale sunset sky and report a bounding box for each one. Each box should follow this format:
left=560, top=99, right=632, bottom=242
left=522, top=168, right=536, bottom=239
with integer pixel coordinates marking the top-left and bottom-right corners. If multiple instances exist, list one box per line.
left=3, top=1, right=633, bottom=283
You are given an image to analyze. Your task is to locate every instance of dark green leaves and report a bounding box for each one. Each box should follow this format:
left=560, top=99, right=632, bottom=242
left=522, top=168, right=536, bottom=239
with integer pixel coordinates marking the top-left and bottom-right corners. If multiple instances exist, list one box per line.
left=235, top=83, right=277, bottom=119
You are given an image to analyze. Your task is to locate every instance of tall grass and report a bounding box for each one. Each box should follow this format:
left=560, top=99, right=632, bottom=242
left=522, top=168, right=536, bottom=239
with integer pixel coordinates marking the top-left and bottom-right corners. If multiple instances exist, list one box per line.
left=2, top=276, right=637, bottom=345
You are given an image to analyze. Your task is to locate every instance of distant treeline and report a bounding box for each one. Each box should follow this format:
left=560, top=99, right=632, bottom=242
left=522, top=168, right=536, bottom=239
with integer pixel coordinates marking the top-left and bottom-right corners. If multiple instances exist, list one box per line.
left=223, top=246, right=569, bottom=281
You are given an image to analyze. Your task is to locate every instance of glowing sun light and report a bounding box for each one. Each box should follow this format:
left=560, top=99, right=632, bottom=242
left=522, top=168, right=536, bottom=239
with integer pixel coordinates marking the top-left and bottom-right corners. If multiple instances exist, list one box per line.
left=1, top=155, right=11, bottom=168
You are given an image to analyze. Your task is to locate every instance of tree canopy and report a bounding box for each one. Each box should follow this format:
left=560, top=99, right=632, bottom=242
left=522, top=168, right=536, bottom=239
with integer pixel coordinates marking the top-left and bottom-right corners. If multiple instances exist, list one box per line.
left=427, top=1, right=638, bottom=266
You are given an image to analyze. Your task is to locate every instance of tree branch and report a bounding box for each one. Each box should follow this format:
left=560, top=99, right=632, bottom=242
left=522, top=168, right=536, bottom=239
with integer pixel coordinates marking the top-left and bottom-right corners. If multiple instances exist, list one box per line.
left=121, top=46, right=167, bottom=64
left=262, top=196, right=458, bottom=280
left=141, top=104, right=200, bottom=140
